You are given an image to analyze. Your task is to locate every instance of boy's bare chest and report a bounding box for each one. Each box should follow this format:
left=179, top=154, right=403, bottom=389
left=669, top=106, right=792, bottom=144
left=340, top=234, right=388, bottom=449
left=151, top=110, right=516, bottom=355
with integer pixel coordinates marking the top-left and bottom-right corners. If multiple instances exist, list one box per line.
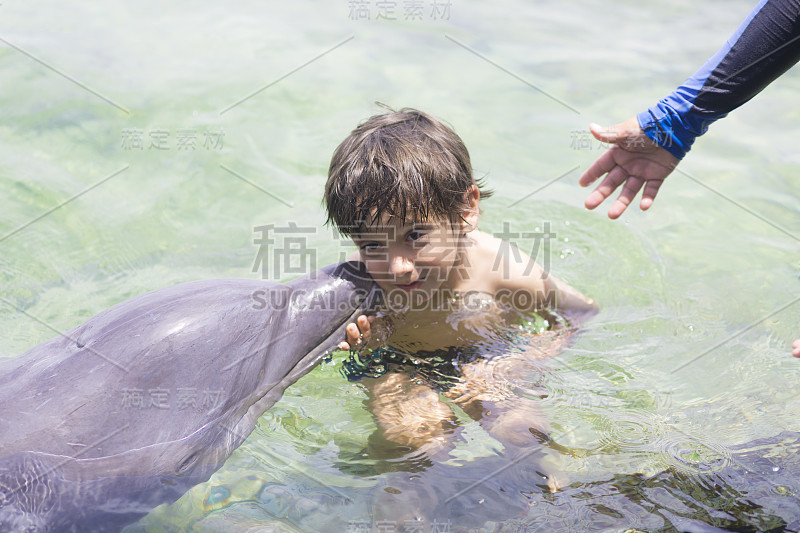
left=381, top=293, right=508, bottom=353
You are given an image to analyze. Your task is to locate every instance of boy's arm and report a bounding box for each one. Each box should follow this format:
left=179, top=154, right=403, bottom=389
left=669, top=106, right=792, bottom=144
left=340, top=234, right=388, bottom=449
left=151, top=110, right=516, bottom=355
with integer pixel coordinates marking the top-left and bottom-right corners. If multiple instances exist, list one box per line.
left=511, top=259, right=597, bottom=315
left=540, top=269, right=599, bottom=315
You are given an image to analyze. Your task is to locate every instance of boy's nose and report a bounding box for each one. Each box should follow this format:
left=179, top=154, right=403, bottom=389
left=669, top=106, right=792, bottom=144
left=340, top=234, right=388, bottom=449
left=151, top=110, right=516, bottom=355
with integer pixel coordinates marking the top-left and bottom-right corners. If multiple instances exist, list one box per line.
left=389, top=253, right=414, bottom=278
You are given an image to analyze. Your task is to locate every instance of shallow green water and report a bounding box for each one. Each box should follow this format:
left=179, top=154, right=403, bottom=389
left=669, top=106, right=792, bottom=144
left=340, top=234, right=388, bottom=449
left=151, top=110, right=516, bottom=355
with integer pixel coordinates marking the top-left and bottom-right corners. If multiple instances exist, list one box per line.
left=1, top=0, right=799, bottom=531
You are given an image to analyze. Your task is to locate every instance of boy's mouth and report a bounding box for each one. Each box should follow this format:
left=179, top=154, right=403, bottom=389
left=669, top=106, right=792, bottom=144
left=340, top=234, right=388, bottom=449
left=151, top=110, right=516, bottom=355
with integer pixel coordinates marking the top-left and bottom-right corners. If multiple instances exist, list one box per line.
left=394, top=280, right=424, bottom=291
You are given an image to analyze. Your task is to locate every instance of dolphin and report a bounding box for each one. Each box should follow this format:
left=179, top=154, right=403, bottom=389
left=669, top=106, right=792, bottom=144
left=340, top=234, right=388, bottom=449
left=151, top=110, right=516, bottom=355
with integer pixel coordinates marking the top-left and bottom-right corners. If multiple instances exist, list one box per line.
left=0, top=261, right=376, bottom=532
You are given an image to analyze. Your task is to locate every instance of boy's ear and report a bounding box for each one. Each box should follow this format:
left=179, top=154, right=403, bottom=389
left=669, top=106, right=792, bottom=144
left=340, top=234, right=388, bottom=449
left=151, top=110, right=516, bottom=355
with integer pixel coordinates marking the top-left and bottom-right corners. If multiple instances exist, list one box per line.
left=460, top=185, right=480, bottom=233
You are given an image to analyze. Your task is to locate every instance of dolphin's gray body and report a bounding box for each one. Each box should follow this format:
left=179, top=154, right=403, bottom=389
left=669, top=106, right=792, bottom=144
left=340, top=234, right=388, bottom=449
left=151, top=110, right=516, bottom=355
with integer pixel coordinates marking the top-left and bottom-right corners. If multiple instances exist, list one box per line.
left=0, top=262, right=376, bottom=532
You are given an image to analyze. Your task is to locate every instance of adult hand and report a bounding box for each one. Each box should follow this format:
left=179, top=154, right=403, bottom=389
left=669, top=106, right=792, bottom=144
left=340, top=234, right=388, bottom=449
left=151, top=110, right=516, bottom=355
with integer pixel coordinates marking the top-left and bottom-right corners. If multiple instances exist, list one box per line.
left=579, top=117, right=680, bottom=219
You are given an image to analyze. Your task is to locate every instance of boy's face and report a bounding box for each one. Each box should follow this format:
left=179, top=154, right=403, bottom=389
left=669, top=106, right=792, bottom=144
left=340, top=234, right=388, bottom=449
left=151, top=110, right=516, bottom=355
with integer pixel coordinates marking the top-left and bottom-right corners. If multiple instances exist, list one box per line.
left=352, top=213, right=466, bottom=307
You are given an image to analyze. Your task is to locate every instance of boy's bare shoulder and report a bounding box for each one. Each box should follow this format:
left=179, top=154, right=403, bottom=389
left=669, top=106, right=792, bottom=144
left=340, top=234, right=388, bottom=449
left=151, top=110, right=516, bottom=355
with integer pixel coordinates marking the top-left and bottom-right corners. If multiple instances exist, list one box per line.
left=465, top=230, right=503, bottom=267
left=467, top=230, right=597, bottom=314
left=468, top=229, right=503, bottom=253
left=468, top=230, right=535, bottom=266
left=464, top=230, right=543, bottom=292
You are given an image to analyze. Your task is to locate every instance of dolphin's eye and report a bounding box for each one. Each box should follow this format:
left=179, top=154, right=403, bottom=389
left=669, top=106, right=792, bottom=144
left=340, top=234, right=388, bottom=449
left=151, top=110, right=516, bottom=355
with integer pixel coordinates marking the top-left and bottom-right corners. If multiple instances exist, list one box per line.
left=177, top=452, right=199, bottom=475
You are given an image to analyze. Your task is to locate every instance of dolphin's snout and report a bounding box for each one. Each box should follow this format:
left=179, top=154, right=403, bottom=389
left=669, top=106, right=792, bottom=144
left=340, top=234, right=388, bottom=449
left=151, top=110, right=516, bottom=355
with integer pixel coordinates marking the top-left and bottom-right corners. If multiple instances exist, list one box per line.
left=288, top=261, right=379, bottom=317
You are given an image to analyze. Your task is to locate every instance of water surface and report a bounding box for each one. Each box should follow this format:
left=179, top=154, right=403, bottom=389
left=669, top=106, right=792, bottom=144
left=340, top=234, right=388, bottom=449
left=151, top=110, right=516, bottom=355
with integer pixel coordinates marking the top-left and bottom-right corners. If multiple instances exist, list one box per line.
left=1, top=0, right=799, bottom=531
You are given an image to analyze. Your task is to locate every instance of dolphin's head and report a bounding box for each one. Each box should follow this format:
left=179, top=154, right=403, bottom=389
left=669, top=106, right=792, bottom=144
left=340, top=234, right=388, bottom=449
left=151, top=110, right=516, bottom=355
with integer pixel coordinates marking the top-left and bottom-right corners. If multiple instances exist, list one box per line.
left=122, top=261, right=381, bottom=512
left=224, top=260, right=379, bottom=439
left=284, top=260, right=378, bottom=338
left=139, top=261, right=379, bottom=486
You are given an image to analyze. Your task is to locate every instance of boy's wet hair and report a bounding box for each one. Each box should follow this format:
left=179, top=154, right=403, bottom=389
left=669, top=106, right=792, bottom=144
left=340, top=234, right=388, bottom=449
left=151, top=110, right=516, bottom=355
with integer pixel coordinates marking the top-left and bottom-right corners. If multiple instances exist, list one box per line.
left=324, top=106, right=492, bottom=236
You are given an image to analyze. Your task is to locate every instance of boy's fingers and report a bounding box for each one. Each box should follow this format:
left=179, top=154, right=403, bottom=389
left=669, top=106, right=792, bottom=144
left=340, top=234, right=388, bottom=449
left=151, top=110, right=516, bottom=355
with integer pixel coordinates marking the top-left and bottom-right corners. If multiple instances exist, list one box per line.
left=346, top=323, right=361, bottom=344
left=357, top=315, right=372, bottom=339
left=338, top=341, right=350, bottom=351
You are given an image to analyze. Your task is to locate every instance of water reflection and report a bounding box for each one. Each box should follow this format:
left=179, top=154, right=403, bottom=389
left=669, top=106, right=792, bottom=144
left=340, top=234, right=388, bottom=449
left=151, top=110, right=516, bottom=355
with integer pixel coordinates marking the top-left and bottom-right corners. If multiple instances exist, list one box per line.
left=170, top=432, right=799, bottom=532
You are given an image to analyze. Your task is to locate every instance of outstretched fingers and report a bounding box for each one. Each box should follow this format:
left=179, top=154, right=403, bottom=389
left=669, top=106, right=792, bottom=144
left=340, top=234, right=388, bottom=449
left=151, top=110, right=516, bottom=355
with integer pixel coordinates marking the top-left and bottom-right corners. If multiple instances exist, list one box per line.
left=608, top=175, right=646, bottom=219
left=640, top=179, right=664, bottom=211
left=579, top=148, right=617, bottom=188
left=584, top=164, right=629, bottom=210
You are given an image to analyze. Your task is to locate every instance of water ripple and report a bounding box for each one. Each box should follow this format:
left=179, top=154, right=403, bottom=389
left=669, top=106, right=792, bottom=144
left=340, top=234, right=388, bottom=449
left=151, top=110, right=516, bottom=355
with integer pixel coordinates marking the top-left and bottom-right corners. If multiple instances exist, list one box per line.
left=596, top=408, right=666, bottom=453
left=657, top=433, right=733, bottom=475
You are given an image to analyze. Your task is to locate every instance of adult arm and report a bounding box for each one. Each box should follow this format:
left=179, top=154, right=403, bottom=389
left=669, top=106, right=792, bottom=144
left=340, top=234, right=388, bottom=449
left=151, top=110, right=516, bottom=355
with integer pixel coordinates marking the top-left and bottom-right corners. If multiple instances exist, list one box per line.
left=580, top=0, right=800, bottom=218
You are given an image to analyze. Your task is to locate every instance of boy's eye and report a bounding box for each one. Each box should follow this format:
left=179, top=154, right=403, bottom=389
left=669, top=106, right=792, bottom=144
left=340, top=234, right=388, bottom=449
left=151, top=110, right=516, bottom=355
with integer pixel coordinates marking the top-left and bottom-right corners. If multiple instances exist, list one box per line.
left=407, top=229, right=431, bottom=247
left=360, top=242, right=383, bottom=253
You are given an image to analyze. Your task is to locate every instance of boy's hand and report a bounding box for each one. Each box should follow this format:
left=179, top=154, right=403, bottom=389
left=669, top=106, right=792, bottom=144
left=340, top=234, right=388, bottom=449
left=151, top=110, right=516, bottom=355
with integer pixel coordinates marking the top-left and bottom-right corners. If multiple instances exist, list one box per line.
left=579, top=117, right=679, bottom=219
left=338, top=315, right=375, bottom=351
left=793, top=339, right=800, bottom=358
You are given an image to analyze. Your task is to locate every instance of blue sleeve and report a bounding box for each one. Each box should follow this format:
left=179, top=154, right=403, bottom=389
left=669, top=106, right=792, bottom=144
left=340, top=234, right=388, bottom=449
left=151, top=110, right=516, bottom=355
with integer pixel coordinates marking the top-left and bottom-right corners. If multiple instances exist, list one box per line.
left=637, top=0, right=800, bottom=159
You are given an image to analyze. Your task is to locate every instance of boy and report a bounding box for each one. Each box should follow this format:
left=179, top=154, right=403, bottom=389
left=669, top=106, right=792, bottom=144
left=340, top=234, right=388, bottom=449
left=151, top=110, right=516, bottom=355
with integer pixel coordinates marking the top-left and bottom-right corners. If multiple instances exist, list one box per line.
left=325, top=107, right=597, bottom=465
